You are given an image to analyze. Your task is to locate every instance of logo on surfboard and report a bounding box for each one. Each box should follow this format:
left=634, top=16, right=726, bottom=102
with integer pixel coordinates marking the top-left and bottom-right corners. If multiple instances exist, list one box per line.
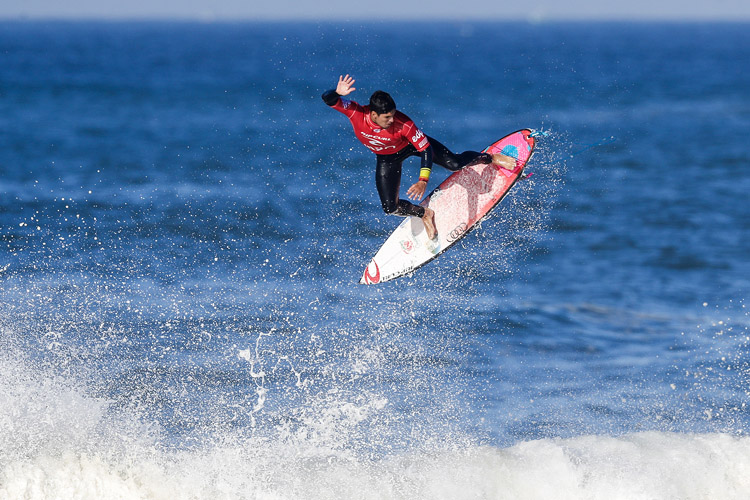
left=400, top=239, right=415, bottom=254
left=362, top=260, right=381, bottom=284
left=447, top=222, right=468, bottom=243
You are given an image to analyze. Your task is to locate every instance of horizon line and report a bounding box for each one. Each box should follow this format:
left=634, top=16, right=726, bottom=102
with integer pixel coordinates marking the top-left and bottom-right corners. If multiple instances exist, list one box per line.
left=2, top=15, right=750, bottom=23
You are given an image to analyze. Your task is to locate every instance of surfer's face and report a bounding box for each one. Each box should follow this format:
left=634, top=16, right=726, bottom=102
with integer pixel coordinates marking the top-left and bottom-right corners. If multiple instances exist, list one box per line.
left=370, top=110, right=395, bottom=129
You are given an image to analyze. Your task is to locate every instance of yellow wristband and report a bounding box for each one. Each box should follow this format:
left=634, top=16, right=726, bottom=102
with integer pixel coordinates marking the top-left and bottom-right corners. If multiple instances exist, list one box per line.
left=419, top=168, right=431, bottom=182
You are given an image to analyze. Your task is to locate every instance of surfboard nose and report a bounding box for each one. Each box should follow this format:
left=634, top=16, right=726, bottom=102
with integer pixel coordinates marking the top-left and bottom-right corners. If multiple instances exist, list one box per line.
left=360, top=260, right=381, bottom=284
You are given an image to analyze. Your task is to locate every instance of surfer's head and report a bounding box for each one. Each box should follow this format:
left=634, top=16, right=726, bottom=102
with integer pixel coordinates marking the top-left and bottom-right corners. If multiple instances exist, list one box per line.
left=369, top=91, right=396, bottom=129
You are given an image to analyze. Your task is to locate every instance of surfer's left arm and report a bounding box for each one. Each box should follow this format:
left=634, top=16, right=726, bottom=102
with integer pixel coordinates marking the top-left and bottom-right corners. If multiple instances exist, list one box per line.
left=403, top=120, right=432, bottom=200
left=406, top=145, right=433, bottom=200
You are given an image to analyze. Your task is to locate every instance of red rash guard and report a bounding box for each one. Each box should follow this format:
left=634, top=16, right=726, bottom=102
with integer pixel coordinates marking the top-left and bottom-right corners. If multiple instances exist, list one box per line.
left=328, top=96, right=430, bottom=155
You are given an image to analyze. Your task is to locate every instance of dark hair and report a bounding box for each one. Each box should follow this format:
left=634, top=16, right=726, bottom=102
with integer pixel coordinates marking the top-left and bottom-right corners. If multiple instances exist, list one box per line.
left=369, top=91, right=396, bottom=115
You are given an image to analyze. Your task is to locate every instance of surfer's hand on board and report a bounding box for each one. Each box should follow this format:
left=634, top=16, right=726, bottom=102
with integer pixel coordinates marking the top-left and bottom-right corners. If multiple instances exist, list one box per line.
left=406, top=180, right=427, bottom=200
left=336, top=75, right=356, bottom=96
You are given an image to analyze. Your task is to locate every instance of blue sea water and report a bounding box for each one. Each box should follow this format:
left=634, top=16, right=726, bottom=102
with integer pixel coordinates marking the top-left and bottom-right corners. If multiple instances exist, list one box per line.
left=1, top=20, right=749, bottom=499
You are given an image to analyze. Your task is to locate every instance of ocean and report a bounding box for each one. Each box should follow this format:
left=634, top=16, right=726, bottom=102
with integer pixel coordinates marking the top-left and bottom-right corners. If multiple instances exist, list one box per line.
left=1, top=20, right=749, bottom=499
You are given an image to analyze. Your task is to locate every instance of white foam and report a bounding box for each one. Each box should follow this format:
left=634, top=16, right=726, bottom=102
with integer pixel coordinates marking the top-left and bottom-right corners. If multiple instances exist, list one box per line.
left=2, top=431, right=750, bottom=499
left=3, top=333, right=750, bottom=499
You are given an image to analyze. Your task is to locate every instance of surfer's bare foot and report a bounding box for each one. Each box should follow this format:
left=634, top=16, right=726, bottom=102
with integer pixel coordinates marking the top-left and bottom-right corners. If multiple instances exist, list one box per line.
left=465, top=153, right=493, bottom=167
left=492, top=153, right=516, bottom=170
left=422, top=207, right=437, bottom=240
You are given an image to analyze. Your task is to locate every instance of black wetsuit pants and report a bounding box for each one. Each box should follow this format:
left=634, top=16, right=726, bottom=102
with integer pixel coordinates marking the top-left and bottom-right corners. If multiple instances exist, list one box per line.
left=376, top=136, right=485, bottom=217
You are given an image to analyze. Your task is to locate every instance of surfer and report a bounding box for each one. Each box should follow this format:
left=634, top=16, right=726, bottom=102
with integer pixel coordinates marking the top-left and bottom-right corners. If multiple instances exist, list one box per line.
left=322, top=74, right=512, bottom=240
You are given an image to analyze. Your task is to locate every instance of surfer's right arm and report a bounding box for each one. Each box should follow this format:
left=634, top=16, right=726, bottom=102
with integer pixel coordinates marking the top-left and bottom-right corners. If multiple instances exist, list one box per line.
left=336, top=74, right=356, bottom=95
left=321, top=89, right=341, bottom=106
left=322, top=74, right=357, bottom=106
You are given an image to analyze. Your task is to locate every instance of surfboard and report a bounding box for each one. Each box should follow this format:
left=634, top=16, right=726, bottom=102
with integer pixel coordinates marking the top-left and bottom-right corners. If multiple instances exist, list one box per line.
left=360, top=129, right=536, bottom=285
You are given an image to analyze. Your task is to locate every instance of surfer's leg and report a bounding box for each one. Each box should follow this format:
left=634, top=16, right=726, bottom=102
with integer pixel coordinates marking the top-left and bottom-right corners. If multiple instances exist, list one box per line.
left=427, top=136, right=490, bottom=171
left=375, top=152, right=438, bottom=239
left=422, top=207, right=437, bottom=240
left=375, top=155, right=425, bottom=218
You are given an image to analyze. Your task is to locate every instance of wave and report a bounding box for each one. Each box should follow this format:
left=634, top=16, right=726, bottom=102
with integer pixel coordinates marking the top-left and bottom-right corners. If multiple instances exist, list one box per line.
left=3, top=430, right=750, bottom=499
left=2, top=342, right=749, bottom=500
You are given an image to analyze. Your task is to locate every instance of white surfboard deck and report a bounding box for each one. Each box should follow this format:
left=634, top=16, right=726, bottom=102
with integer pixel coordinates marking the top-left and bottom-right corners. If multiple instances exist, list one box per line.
left=360, top=129, right=536, bottom=285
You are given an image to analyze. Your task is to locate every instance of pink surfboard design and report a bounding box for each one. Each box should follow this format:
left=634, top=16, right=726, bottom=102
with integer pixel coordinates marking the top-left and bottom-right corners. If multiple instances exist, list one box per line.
left=360, top=129, right=536, bottom=285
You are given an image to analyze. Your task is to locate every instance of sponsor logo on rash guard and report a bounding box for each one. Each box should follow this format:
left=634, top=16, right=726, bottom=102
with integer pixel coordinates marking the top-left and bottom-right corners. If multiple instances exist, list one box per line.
left=360, top=132, right=398, bottom=152
left=330, top=98, right=420, bottom=154
left=360, top=132, right=393, bottom=142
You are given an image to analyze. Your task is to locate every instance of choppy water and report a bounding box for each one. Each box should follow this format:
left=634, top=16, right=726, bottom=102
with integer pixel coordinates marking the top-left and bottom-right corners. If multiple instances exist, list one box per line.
left=1, top=20, right=749, bottom=499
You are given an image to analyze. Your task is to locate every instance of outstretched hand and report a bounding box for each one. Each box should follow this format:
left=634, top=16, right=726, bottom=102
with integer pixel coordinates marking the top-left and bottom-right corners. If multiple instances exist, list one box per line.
left=336, top=74, right=356, bottom=96
left=406, top=180, right=427, bottom=201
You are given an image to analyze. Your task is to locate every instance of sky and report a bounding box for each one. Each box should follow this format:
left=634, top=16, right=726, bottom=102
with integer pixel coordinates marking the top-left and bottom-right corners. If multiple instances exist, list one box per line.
left=3, top=0, right=750, bottom=21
